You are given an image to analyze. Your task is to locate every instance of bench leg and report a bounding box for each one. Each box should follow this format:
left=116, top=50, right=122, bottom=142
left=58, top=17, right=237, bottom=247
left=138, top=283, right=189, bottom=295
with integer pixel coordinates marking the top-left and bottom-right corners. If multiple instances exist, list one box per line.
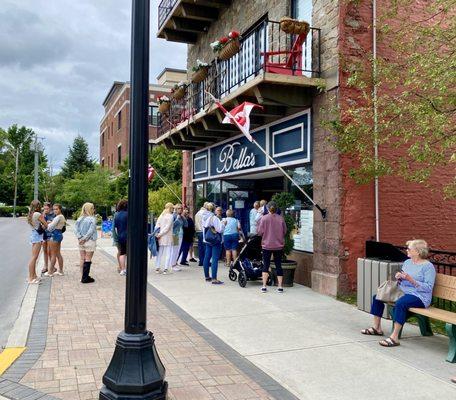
left=446, top=323, right=456, bottom=363
left=416, top=315, right=433, bottom=337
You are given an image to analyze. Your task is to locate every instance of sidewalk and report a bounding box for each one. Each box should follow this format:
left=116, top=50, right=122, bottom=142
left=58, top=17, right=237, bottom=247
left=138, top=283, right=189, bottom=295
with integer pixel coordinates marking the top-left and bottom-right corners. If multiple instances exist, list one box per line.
left=12, top=229, right=277, bottom=400
left=99, top=236, right=456, bottom=400
left=2, top=227, right=455, bottom=400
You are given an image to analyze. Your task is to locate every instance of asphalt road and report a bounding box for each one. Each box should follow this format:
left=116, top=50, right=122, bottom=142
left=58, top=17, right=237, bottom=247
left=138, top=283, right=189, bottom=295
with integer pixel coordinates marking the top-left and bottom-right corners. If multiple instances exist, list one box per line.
left=0, top=217, right=31, bottom=349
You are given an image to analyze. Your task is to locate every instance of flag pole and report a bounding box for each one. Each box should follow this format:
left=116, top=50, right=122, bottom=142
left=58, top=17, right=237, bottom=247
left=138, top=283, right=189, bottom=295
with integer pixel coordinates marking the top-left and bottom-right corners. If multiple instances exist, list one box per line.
left=153, top=168, right=183, bottom=204
left=205, top=91, right=327, bottom=219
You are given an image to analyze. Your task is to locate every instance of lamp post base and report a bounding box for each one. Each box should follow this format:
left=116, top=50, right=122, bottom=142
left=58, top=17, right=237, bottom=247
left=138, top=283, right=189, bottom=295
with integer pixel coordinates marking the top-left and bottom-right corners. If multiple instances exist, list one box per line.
left=99, top=331, right=167, bottom=400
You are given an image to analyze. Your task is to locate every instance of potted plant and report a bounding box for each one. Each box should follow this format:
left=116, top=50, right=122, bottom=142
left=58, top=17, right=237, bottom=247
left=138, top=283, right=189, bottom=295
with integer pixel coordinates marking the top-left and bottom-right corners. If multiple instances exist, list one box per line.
left=158, top=95, right=171, bottom=114
left=210, top=31, right=241, bottom=60
left=191, top=59, right=210, bottom=83
left=172, top=81, right=187, bottom=100
left=279, top=17, right=310, bottom=37
left=270, top=192, right=298, bottom=287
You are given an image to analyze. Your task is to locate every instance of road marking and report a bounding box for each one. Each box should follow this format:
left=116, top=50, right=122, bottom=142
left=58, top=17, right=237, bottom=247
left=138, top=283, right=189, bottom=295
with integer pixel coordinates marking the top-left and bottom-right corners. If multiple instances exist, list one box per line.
left=0, top=347, right=26, bottom=375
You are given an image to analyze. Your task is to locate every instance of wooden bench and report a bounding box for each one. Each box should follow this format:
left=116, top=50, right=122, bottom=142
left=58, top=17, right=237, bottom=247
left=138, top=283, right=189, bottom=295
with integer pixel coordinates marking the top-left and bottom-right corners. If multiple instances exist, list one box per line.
left=394, top=273, right=456, bottom=363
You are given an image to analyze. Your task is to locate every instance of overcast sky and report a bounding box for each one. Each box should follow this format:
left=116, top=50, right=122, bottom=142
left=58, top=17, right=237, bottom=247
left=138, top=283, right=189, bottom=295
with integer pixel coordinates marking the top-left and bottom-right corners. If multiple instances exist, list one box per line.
left=0, top=0, right=186, bottom=171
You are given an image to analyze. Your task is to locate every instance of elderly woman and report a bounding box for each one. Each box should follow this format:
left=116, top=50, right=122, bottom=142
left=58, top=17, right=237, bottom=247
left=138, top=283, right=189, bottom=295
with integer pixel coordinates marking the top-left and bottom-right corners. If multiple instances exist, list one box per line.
left=155, top=202, right=174, bottom=274
left=361, top=239, right=436, bottom=347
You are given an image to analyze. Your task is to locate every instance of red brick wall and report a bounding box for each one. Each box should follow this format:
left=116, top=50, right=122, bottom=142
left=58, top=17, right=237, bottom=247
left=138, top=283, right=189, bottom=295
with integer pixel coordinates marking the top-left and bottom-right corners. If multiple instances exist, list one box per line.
left=338, top=1, right=456, bottom=291
left=100, top=86, right=168, bottom=171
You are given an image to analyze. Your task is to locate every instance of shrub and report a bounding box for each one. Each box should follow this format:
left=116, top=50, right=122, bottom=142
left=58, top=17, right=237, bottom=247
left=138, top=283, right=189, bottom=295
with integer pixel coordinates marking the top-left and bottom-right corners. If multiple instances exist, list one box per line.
left=271, top=192, right=295, bottom=257
left=0, top=206, right=29, bottom=217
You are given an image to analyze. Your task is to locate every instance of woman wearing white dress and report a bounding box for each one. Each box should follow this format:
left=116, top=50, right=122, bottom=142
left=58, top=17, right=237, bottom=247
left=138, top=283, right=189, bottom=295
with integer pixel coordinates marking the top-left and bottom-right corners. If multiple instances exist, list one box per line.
left=155, top=203, right=174, bottom=274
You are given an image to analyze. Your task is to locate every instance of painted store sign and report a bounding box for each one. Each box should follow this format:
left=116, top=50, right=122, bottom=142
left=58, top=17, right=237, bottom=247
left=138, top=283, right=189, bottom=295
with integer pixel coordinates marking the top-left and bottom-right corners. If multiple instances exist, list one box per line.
left=192, top=110, right=311, bottom=181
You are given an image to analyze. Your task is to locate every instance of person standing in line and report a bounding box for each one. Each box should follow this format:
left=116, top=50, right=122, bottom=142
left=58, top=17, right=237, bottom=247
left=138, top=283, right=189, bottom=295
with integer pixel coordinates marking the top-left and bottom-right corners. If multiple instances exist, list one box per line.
left=111, top=213, right=122, bottom=273
left=215, top=206, right=223, bottom=220
left=223, top=209, right=241, bottom=268
left=171, top=204, right=187, bottom=271
left=257, top=201, right=287, bottom=293
left=194, top=202, right=208, bottom=267
left=202, top=202, right=225, bottom=284
left=178, top=207, right=195, bottom=266
left=45, top=203, right=66, bottom=276
left=74, top=203, right=97, bottom=284
left=27, top=200, right=48, bottom=284
left=114, top=199, right=128, bottom=276
left=249, top=201, right=260, bottom=237
left=41, top=202, right=55, bottom=274
left=155, top=203, right=174, bottom=274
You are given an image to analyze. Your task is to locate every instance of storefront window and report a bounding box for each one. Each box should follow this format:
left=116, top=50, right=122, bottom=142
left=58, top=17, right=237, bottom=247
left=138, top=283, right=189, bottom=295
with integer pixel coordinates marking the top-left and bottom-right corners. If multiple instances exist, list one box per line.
left=206, top=180, right=221, bottom=205
left=194, top=183, right=205, bottom=209
left=285, top=165, right=313, bottom=252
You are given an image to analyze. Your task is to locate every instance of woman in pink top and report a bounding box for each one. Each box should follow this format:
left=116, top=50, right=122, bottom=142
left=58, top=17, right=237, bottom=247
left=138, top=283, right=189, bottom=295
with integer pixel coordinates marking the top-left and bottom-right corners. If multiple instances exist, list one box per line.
left=257, top=201, right=287, bottom=293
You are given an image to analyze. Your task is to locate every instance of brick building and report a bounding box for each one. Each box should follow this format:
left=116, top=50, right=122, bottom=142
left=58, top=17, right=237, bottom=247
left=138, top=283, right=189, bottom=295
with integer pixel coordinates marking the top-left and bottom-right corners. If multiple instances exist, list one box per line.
left=154, top=0, right=456, bottom=295
left=99, top=68, right=186, bottom=171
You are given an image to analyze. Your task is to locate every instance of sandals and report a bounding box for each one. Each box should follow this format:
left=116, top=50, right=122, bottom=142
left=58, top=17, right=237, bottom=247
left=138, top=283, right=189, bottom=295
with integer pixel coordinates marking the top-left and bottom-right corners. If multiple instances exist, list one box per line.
left=361, top=327, right=384, bottom=336
left=28, top=278, right=41, bottom=284
left=379, top=337, right=400, bottom=347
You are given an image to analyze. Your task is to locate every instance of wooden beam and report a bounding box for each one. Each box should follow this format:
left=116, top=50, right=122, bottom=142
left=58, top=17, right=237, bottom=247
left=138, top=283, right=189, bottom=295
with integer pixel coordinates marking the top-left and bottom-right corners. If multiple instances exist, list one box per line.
left=193, top=0, right=231, bottom=9
left=171, top=17, right=210, bottom=33
left=170, top=135, right=199, bottom=150
left=179, top=131, right=215, bottom=145
left=189, top=123, right=229, bottom=139
left=163, top=28, right=197, bottom=44
left=181, top=3, right=218, bottom=22
left=253, top=85, right=312, bottom=107
left=202, top=116, right=238, bottom=133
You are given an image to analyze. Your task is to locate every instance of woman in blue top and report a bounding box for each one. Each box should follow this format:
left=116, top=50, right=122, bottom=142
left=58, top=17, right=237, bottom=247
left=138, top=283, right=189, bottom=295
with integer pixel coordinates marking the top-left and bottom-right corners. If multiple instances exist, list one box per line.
left=361, top=239, right=436, bottom=347
left=223, top=209, right=241, bottom=268
left=114, top=199, right=128, bottom=276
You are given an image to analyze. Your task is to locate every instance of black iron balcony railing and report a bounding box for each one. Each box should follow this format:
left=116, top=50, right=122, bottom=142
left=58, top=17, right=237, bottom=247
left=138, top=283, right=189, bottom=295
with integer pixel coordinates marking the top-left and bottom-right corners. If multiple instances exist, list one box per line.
left=158, top=19, right=321, bottom=138
left=158, top=0, right=179, bottom=30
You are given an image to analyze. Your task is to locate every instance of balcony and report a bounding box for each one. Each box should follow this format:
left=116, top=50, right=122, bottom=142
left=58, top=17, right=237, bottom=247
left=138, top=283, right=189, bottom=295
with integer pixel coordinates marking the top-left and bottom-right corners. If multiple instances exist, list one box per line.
left=158, top=0, right=231, bottom=43
left=156, top=19, right=323, bottom=150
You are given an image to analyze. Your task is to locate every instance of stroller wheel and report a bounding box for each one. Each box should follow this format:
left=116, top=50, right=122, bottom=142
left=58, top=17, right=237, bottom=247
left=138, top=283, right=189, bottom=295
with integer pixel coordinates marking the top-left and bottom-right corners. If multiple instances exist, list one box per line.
left=228, top=269, right=237, bottom=281
left=266, top=273, right=273, bottom=286
left=238, top=270, right=247, bottom=288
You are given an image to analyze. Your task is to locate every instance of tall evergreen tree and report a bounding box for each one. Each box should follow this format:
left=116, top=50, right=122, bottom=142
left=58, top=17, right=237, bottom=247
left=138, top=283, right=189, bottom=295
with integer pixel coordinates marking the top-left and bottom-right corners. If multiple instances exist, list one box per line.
left=61, top=135, right=94, bottom=179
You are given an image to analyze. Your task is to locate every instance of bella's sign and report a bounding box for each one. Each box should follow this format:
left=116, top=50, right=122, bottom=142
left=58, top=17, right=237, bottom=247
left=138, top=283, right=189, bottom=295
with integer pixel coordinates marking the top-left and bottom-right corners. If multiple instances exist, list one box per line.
left=216, top=142, right=256, bottom=173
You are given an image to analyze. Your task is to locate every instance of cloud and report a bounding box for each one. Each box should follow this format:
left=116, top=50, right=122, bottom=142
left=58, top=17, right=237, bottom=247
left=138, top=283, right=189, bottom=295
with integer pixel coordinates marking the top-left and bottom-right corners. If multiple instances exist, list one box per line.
left=0, top=0, right=186, bottom=170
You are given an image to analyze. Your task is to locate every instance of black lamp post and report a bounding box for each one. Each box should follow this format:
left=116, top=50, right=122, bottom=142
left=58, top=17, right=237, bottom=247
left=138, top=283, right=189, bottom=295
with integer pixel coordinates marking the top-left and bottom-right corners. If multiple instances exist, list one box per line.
left=99, top=0, right=167, bottom=398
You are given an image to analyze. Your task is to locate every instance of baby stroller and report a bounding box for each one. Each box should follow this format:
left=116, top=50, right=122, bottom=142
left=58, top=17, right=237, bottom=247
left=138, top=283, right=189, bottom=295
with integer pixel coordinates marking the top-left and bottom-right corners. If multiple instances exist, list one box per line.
left=229, top=235, right=273, bottom=287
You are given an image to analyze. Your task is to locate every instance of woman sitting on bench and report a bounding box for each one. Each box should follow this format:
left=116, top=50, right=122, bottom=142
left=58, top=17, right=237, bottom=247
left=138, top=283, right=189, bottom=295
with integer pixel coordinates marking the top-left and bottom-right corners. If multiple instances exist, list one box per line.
left=361, top=239, right=436, bottom=347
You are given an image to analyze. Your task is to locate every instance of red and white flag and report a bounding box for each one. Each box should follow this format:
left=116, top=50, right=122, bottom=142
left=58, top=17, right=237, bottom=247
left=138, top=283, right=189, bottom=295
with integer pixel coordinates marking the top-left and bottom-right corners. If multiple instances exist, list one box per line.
left=147, top=165, right=155, bottom=182
left=216, top=101, right=263, bottom=142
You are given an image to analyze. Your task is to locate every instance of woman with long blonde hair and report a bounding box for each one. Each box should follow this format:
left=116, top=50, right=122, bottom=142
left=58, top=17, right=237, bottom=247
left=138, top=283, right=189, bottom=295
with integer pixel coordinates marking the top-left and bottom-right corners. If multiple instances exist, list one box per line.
left=27, top=200, right=48, bottom=284
left=155, top=202, right=174, bottom=274
left=74, top=202, right=97, bottom=283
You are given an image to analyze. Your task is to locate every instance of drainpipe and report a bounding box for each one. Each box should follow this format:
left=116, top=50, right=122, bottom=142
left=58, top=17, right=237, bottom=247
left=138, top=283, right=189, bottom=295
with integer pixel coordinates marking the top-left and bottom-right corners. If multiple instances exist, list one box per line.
left=373, top=0, right=380, bottom=241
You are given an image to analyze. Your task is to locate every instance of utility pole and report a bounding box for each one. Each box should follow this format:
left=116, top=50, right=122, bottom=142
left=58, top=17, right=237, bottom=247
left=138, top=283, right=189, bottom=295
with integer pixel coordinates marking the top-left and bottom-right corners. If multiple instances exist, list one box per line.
left=31, top=135, right=44, bottom=200
left=13, top=147, right=19, bottom=218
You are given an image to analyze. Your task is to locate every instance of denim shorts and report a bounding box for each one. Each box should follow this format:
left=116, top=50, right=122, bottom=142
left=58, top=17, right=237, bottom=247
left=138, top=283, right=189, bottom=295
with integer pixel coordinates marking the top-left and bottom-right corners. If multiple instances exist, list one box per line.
left=50, top=230, right=63, bottom=243
left=30, top=230, right=43, bottom=244
left=223, top=233, right=239, bottom=251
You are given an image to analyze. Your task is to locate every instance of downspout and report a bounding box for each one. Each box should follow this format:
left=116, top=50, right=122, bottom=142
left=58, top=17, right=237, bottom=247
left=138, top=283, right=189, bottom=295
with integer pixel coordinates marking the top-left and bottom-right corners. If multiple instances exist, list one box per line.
left=373, top=0, right=380, bottom=241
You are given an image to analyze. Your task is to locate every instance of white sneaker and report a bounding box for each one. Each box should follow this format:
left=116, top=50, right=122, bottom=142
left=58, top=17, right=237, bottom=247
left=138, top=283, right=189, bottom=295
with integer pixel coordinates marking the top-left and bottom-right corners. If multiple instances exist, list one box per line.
left=44, top=271, right=53, bottom=277
left=155, top=268, right=160, bottom=274
left=162, top=269, right=168, bottom=275
left=119, top=270, right=127, bottom=276
left=172, top=266, right=181, bottom=272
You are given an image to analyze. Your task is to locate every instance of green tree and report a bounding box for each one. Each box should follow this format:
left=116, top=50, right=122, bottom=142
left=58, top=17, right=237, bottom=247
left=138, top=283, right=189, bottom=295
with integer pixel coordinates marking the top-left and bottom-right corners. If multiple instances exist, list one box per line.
left=323, top=0, right=455, bottom=196
left=148, top=182, right=182, bottom=216
left=61, top=135, right=94, bottom=179
left=58, top=166, right=116, bottom=210
left=149, top=145, right=182, bottom=190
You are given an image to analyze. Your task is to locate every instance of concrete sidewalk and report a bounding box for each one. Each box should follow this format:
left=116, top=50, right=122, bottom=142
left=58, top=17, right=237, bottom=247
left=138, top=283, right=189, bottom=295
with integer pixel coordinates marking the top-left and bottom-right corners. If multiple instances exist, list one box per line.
left=99, top=236, right=456, bottom=400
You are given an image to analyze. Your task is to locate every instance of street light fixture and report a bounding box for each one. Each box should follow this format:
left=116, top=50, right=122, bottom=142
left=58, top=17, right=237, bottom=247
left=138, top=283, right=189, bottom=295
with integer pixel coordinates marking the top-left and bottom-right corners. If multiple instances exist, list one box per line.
left=99, top=1, right=167, bottom=399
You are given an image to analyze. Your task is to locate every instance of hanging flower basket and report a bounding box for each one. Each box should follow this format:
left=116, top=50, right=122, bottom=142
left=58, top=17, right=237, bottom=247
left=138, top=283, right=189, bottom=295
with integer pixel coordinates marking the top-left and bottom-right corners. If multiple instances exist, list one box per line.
left=158, top=95, right=171, bottom=114
left=210, top=31, right=241, bottom=61
left=172, top=81, right=187, bottom=100
left=279, top=17, right=310, bottom=37
left=218, top=38, right=240, bottom=60
left=158, top=102, right=170, bottom=114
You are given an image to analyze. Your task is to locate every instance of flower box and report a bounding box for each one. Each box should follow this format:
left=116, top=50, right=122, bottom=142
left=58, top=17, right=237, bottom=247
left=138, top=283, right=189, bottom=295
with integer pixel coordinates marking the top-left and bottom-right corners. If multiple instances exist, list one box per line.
left=210, top=31, right=241, bottom=61
left=279, top=17, right=310, bottom=37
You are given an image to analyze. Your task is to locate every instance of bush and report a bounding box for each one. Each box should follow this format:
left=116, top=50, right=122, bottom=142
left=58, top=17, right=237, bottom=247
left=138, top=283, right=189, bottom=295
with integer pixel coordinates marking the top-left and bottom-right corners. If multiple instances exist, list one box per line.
left=0, top=206, right=29, bottom=217
left=148, top=182, right=182, bottom=216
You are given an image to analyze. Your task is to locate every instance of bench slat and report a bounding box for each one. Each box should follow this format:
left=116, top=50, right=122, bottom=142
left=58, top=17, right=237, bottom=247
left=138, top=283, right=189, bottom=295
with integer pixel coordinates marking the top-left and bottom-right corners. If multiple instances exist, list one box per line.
left=409, top=306, right=456, bottom=325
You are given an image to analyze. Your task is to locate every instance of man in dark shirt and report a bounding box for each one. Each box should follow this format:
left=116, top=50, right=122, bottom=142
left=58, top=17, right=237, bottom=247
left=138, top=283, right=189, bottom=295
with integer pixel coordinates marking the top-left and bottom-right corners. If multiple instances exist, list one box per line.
left=178, top=207, right=195, bottom=266
left=114, top=199, right=128, bottom=275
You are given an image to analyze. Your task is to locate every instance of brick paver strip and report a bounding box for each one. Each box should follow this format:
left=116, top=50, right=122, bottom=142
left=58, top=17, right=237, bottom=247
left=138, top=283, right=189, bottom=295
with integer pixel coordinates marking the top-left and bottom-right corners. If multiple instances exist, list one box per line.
left=13, top=244, right=295, bottom=400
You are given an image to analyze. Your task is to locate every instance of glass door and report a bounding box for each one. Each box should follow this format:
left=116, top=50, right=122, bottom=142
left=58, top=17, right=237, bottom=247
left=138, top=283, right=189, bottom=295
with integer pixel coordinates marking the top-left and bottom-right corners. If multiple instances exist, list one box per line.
left=292, top=0, right=312, bottom=76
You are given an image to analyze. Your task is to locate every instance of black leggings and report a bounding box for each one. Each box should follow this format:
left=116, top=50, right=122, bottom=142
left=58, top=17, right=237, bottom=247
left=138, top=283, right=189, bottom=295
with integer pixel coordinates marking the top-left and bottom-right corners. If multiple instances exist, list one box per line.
left=262, top=249, right=283, bottom=276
